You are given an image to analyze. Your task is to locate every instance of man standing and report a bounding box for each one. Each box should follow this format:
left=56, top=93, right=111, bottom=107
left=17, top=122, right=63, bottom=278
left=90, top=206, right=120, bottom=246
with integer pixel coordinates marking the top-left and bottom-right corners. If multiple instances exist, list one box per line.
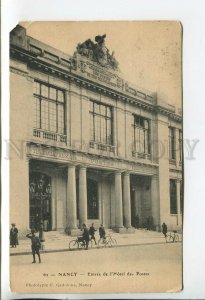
left=89, top=223, right=97, bottom=245
left=10, top=223, right=18, bottom=248
left=82, top=224, right=90, bottom=250
left=162, top=222, right=168, bottom=238
left=26, top=229, right=41, bottom=263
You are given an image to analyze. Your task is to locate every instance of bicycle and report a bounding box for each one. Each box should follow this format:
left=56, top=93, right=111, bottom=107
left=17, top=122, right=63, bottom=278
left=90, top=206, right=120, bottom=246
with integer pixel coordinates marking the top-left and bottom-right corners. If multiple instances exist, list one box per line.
left=166, top=231, right=179, bottom=243
left=97, top=235, right=117, bottom=248
left=69, top=236, right=94, bottom=250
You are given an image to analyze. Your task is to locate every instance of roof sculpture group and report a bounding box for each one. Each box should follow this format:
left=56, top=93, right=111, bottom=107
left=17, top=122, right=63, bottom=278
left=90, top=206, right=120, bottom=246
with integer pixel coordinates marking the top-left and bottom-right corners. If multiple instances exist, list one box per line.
left=73, top=34, right=119, bottom=71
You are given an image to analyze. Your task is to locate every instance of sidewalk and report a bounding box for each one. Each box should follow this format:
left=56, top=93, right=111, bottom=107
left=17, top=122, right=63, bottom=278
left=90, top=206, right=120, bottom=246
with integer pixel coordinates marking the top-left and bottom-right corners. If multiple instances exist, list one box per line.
left=10, top=229, right=182, bottom=256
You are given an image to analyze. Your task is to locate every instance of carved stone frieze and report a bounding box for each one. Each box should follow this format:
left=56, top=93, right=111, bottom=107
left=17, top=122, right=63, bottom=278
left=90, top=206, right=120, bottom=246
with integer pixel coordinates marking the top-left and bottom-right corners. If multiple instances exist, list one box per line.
left=27, top=142, right=158, bottom=176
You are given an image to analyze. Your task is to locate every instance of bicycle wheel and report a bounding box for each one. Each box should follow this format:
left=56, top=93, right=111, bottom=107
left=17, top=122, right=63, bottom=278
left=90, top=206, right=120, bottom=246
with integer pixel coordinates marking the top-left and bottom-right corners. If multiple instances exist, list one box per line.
left=110, top=238, right=117, bottom=246
left=106, top=239, right=113, bottom=247
left=174, top=234, right=179, bottom=243
left=69, top=240, right=79, bottom=250
left=89, top=239, right=94, bottom=248
left=166, top=233, right=174, bottom=243
left=98, top=238, right=105, bottom=248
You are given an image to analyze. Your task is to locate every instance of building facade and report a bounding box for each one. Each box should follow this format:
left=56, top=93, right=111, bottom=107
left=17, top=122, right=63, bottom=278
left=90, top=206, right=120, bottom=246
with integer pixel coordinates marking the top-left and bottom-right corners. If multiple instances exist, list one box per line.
left=10, top=25, right=182, bottom=236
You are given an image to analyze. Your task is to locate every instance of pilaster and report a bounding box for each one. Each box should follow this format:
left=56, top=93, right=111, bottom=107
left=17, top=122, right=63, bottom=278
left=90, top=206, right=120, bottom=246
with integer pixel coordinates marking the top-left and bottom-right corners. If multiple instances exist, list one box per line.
left=78, top=166, right=87, bottom=227
left=66, top=164, right=77, bottom=233
left=122, top=172, right=132, bottom=228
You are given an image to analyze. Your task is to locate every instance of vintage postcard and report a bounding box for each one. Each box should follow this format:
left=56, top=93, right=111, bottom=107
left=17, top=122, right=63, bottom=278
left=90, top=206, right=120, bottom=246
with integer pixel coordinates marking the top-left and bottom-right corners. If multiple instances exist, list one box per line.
left=9, top=21, right=182, bottom=294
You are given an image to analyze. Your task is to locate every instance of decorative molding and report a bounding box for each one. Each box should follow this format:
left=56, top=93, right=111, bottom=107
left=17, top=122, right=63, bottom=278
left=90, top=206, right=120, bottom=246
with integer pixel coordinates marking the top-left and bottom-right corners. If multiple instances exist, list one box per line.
left=26, top=142, right=159, bottom=176
left=10, top=46, right=182, bottom=122
left=169, top=168, right=182, bottom=174
left=10, top=66, right=28, bottom=78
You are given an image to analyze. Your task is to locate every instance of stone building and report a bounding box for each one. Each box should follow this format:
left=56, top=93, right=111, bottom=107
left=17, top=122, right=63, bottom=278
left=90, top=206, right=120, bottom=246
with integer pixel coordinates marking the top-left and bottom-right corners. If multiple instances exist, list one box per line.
left=10, top=25, right=182, bottom=236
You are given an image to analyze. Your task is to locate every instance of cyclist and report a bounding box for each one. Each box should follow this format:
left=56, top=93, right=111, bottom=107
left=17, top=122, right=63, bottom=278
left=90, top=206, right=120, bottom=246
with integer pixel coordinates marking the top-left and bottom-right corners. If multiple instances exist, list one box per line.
left=82, top=224, right=90, bottom=250
left=99, top=224, right=106, bottom=243
left=89, top=223, right=97, bottom=245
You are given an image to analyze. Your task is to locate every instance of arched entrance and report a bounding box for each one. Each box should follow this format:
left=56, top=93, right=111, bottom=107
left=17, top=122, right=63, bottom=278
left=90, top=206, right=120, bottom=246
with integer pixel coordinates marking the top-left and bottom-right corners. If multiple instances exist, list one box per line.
left=29, top=172, right=52, bottom=231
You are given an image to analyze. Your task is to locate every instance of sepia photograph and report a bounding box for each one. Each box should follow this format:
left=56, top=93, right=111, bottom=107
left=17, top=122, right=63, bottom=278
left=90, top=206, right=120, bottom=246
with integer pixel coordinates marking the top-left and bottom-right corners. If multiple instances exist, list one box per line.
left=9, top=21, right=183, bottom=294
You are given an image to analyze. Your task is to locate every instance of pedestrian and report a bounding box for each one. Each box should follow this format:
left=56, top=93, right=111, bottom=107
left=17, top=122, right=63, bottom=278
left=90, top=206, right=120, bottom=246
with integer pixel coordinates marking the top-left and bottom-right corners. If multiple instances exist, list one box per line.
left=82, top=224, right=90, bottom=250
left=26, top=229, right=41, bottom=263
left=10, top=223, right=18, bottom=248
left=89, top=223, right=97, bottom=245
left=162, top=222, right=168, bottom=238
left=99, top=224, right=106, bottom=242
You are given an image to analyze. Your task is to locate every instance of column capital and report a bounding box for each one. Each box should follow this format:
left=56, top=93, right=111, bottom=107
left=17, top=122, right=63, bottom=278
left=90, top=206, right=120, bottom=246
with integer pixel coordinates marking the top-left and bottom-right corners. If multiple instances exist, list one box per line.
left=176, top=178, right=182, bottom=183
left=114, top=170, right=123, bottom=176
left=123, top=171, right=130, bottom=176
left=78, top=164, right=87, bottom=170
left=152, top=174, right=159, bottom=180
left=67, top=163, right=77, bottom=169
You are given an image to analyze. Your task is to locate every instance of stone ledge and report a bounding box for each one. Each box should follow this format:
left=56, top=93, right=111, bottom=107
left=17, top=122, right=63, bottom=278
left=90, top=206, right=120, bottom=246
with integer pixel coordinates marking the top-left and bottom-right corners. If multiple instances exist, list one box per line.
left=113, top=227, right=135, bottom=234
left=66, top=228, right=82, bottom=236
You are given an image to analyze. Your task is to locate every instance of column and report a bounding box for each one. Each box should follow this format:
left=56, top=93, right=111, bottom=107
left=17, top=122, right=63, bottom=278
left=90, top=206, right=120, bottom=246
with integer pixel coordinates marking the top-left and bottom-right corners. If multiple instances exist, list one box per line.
left=151, top=175, right=160, bottom=231
left=67, top=165, right=77, bottom=229
left=79, top=166, right=87, bottom=227
left=122, top=172, right=132, bottom=228
left=176, top=180, right=182, bottom=227
left=98, top=181, right=102, bottom=225
left=134, top=188, right=141, bottom=228
left=115, top=171, right=123, bottom=228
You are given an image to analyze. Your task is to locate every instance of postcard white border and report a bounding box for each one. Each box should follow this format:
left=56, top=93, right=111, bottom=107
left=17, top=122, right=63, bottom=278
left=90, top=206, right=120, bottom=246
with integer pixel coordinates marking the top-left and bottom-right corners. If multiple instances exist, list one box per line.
left=2, top=0, right=205, bottom=299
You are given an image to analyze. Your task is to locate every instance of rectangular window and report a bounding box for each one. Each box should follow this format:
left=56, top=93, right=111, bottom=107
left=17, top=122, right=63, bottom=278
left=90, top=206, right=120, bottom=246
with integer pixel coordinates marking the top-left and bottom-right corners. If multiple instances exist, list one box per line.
left=33, top=81, right=65, bottom=134
left=169, top=127, right=176, bottom=159
left=89, top=100, right=113, bottom=145
left=180, top=180, right=183, bottom=214
left=179, top=129, right=182, bottom=162
left=170, top=179, right=177, bottom=214
left=133, top=115, right=150, bottom=154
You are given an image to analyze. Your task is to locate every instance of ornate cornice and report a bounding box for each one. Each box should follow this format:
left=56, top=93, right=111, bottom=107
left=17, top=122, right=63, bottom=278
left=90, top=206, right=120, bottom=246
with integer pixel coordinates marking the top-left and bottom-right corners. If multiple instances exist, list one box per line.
left=10, top=45, right=182, bottom=122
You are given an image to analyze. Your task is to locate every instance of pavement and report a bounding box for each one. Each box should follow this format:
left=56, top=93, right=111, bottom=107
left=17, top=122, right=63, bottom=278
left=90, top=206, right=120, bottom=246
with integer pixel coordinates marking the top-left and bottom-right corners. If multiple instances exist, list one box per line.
left=10, top=229, right=182, bottom=256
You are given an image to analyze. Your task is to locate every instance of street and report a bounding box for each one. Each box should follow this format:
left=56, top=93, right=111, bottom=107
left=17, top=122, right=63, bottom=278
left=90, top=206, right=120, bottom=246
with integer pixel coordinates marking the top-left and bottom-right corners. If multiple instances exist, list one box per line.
left=10, top=242, right=182, bottom=293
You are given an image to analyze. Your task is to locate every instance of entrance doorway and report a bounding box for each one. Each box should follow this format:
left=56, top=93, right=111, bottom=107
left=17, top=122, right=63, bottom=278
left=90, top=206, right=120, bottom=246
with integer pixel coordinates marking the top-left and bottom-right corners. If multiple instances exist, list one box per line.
left=130, top=175, right=152, bottom=229
left=130, top=187, right=137, bottom=228
left=29, top=172, right=52, bottom=231
left=87, top=178, right=98, bottom=219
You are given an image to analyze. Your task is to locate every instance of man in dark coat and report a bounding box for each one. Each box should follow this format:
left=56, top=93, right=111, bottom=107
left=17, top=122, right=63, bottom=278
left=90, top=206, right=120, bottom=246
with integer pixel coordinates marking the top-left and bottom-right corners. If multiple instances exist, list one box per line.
left=26, top=229, right=41, bottom=263
left=162, top=222, right=168, bottom=238
left=82, top=224, right=90, bottom=250
left=89, top=223, right=97, bottom=245
left=99, top=224, right=106, bottom=241
left=10, top=223, right=18, bottom=248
